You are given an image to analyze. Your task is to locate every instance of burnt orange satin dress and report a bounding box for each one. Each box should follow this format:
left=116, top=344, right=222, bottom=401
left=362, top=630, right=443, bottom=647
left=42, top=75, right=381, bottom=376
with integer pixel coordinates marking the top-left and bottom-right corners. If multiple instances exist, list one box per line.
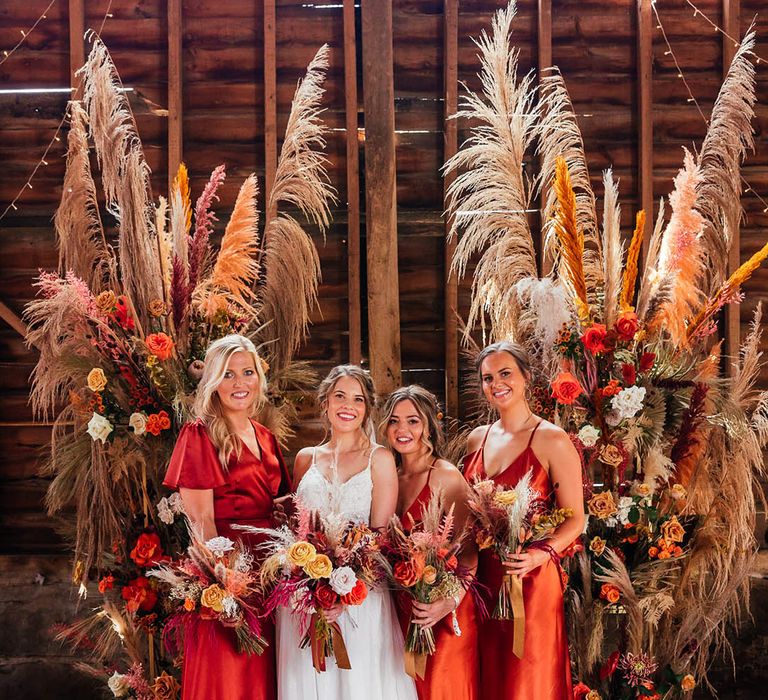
left=396, top=471, right=479, bottom=700
left=463, top=422, right=573, bottom=699
left=163, top=419, right=290, bottom=700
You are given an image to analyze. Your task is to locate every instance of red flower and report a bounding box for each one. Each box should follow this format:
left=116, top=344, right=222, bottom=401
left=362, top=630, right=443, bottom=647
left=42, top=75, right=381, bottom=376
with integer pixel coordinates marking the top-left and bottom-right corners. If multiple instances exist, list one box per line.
left=551, top=372, right=584, bottom=405
left=599, top=379, right=622, bottom=398
left=621, top=363, right=637, bottom=386
left=130, top=531, right=164, bottom=567
left=315, top=583, right=339, bottom=610
left=121, top=576, right=158, bottom=613
left=112, top=295, right=135, bottom=331
left=581, top=323, right=609, bottom=354
left=98, top=575, right=115, bottom=594
left=145, top=410, right=172, bottom=436
left=573, top=682, right=591, bottom=699
left=639, top=352, right=656, bottom=372
left=146, top=332, right=175, bottom=361
left=341, top=579, right=368, bottom=606
left=599, top=650, right=620, bottom=680
left=615, top=311, right=639, bottom=341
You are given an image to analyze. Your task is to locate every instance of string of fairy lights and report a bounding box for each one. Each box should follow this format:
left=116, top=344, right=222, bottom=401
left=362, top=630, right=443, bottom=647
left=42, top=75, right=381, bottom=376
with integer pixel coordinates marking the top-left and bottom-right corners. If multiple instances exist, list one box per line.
left=0, top=2, right=766, bottom=222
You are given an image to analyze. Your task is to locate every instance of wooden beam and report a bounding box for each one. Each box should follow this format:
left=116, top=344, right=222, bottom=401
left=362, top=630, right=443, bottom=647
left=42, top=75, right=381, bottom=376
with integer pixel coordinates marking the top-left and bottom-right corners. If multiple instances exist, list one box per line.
left=443, top=0, right=459, bottom=417
left=167, top=0, right=183, bottom=194
left=537, top=0, right=553, bottom=276
left=723, top=0, right=741, bottom=367
left=68, top=0, right=85, bottom=99
left=637, top=0, right=653, bottom=261
left=264, top=0, right=278, bottom=220
left=344, top=0, right=362, bottom=365
left=0, top=300, right=28, bottom=341
left=361, top=0, right=401, bottom=392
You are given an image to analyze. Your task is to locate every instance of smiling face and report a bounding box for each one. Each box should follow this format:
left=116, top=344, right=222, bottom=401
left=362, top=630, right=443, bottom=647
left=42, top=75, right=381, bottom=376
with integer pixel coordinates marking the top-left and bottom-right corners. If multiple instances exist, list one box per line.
left=480, top=350, right=528, bottom=411
left=215, top=350, right=261, bottom=416
left=386, top=398, right=428, bottom=457
left=325, top=374, right=368, bottom=435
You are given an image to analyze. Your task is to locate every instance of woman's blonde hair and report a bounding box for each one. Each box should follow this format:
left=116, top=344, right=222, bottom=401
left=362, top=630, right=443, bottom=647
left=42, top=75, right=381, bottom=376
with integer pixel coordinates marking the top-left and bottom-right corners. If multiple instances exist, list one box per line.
left=379, top=385, right=445, bottom=466
left=192, top=334, right=268, bottom=468
left=317, top=364, right=377, bottom=445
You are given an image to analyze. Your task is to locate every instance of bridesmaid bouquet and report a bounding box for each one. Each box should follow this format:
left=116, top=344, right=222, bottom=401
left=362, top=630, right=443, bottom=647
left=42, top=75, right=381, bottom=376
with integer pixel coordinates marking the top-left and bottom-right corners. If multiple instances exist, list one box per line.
left=147, top=534, right=267, bottom=657
left=382, top=492, right=472, bottom=680
left=467, top=471, right=571, bottom=656
left=251, top=505, right=384, bottom=672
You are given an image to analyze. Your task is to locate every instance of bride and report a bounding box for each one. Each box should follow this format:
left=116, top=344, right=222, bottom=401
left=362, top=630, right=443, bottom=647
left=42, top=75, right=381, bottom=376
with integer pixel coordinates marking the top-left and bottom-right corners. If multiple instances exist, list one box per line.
left=276, top=365, right=417, bottom=700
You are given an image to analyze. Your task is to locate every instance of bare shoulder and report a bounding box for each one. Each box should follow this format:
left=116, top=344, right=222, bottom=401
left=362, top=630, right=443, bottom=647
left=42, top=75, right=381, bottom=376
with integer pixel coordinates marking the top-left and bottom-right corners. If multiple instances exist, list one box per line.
left=532, top=420, right=578, bottom=458
left=432, top=459, right=465, bottom=485
left=293, top=447, right=314, bottom=480
left=371, top=445, right=397, bottom=471
left=466, top=424, right=491, bottom=454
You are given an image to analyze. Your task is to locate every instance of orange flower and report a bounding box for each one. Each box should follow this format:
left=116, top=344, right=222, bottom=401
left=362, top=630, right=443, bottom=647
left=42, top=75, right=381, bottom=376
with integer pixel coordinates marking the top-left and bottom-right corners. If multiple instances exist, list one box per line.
left=599, top=583, right=620, bottom=604
left=146, top=332, right=175, bottom=361
left=551, top=371, right=584, bottom=405
left=130, top=531, right=164, bottom=567
left=681, top=674, right=696, bottom=691
left=657, top=549, right=671, bottom=560
left=394, top=555, right=425, bottom=587
left=183, top=598, right=195, bottom=612
left=341, top=579, right=368, bottom=606
left=121, top=576, right=157, bottom=612
left=600, top=379, right=622, bottom=397
left=98, top=575, right=115, bottom=593
left=615, top=310, right=639, bottom=341
left=648, top=546, right=659, bottom=558
left=582, top=323, right=609, bottom=354
left=146, top=410, right=172, bottom=436
left=660, top=516, right=685, bottom=545
left=588, top=491, right=618, bottom=520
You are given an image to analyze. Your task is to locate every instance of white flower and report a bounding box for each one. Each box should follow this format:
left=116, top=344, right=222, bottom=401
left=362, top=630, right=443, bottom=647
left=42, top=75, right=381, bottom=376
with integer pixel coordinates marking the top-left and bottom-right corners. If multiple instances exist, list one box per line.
left=129, top=412, right=147, bottom=436
left=221, top=595, right=239, bottom=619
left=617, top=496, right=634, bottom=525
left=329, top=565, right=358, bottom=595
left=87, top=412, right=113, bottom=443
left=611, top=386, right=647, bottom=420
left=156, top=497, right=174, bottom=525
left=168, top=492, right=185, bottom=514
left=235, top=550, right=254, bottom=573
left=107, top=671, right=129, bottom=697
left=577, top=424, right=601, bottom=447
left=206, top=536, right=235, bottom=557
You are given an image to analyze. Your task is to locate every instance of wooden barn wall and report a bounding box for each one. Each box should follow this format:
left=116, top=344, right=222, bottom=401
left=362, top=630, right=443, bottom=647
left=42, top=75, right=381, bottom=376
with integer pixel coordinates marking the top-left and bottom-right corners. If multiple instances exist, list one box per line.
left=0, top=0, right=766, bottom=624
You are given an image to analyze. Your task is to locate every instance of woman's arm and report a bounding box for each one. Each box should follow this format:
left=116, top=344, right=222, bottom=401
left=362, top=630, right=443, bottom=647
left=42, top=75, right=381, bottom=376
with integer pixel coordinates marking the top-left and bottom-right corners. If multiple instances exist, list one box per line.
left=179, top=488, right=217, bottom=541
left=369, top=447, right=399, bottom=529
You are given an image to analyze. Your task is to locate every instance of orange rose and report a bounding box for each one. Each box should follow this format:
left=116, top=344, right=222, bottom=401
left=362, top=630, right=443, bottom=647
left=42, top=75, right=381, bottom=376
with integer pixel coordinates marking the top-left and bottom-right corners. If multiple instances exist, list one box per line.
left=599, top=583, right=620, bottom=604
left=98, top=575, right=115, bottom=593
left=146, top=410, right=172, bottom=436
left=600, top=379, right=622, bottom=398
left=660, top=516, right=685, bottom=545
left=183, top=598, right=195, bottom=612
left=648, top=546, right=659, bottom=558
left=581, top=323, right=609, bottom=354
left=588, top=491, right=618, bottom=520
left=146, top=332, right=175, bottom=361
left=130, top=531, right=164, bottom=567
left=551, top=371, right=584, bottom=405
left=681, top=674, right=696, bottom=691
left=121, top=576, right=157, bottom=612
left=341, top=579, right=368, bottom=606
left=152, top=671, right=180, bottom=700
left=394, top=556, right=425, bottom=588
left=615, top=311, right=639, bottom=341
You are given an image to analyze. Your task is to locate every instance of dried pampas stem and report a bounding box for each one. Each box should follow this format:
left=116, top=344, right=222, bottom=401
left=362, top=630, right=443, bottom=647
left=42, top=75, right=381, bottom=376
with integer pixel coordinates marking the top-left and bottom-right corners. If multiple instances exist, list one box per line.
left=601, top=169, right=623, bottom=326
left=620, top=209, right=645, bottom=312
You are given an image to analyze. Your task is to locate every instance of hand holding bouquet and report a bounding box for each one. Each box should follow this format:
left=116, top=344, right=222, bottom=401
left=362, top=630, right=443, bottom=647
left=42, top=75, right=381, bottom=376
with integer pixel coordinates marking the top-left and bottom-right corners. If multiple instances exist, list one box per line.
left=147, top=533, right=267, bottom=657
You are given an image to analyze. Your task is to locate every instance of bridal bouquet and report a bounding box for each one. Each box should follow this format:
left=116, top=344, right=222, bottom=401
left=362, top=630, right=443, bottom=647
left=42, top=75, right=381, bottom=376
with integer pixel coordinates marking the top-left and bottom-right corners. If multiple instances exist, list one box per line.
left=467, top=471, right=571, bottom=656
left=252, top=505, right=384, bottom=672
left=382, top=492, right=473, bottom=680
left=147, top=534, right=267, bottom=657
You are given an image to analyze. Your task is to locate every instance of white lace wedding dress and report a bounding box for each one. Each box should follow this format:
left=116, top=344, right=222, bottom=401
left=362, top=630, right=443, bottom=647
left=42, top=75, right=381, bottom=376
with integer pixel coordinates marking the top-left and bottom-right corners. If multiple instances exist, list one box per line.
left=276, top=447, right=417, bottom=700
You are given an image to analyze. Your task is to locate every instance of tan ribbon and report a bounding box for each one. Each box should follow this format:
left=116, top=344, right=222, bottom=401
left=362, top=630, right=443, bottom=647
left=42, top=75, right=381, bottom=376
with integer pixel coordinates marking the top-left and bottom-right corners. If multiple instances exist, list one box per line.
left=309, top=613, right=351, bottom=672
left=509, top=574, right=525, bottom=658
left=404, top=650, right=428, bottom=680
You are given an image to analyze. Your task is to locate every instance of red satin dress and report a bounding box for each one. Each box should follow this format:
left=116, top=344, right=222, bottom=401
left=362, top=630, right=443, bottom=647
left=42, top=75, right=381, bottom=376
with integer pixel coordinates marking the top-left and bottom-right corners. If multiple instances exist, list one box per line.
left=463, top=421, right=573, bottom=699
left=396, top=470, right=479, bottom=700
left=163, top=419, right=290, bottom=700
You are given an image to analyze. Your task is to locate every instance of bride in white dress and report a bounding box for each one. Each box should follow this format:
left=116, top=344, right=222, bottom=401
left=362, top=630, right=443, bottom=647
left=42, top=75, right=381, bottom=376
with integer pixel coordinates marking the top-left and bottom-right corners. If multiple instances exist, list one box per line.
left=276, top=365, right=417, bottom=700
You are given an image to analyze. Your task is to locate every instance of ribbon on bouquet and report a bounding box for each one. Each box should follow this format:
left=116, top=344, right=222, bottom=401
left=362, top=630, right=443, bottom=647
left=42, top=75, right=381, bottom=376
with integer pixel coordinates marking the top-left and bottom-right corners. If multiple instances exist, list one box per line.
left=501, top=573, right=526, bottom=658
left=404, top=650, right=427, bottom=680
left=309, top=612, right=351, bottom=672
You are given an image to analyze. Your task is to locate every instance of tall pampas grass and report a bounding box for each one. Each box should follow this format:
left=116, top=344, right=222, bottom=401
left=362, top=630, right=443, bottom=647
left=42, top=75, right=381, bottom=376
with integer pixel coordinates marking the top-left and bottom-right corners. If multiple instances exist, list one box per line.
left=600, top=169, right=623, bottom=326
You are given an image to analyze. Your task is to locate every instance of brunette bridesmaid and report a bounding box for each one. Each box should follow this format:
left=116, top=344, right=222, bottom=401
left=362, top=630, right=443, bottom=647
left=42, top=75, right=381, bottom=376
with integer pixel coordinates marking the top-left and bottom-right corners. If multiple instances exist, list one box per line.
left=383, top=385, right=479, bottom=700
left=462, top=342, right=584, bottom=699
left=163, top=334, right=290, bottom=700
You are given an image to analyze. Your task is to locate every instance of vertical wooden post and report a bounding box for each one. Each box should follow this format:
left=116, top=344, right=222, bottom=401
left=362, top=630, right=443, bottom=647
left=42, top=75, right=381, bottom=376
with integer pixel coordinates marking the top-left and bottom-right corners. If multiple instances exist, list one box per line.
left=344, top=0, right=362, bottom=365
left=723, top=0, right=741, bottom=367
left=264, top=0, right=278, bottom=219
left=443, top=0, right=459, bottom=416
left=168, top=0, right=183, bottom=193
left=637, top=0, right=654, bottom=261
left=537, top=0, right=553, bottom=275
left=68, top=0, right=85, bottom=99
left=360, top=0, right=401, bottom=392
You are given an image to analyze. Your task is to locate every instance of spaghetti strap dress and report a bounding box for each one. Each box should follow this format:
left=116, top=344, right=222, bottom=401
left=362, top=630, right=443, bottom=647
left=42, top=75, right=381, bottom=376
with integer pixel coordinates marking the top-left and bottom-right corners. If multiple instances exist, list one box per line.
left=462, top=421, right=573, bottom=699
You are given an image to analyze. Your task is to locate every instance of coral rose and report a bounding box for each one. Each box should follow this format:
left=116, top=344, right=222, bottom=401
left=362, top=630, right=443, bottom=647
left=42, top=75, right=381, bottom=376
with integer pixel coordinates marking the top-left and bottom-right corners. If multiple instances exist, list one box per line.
left=87, top=368, right=108, bottom=393
left=200, top=584, right=226, bottom=612
left=394, top=557, right=425, bottom=587
left=341, top=579, right=368, bottom=606
left=130, top=532, right=164, bottom=567
left=615, top=311, right=639, bottom=341
left=551, top=371, right=583, bottom=405
left=660, top=516, right=685, bottom=544
left=146, top=332, right=175, bottom=361
left=681, top=674, right=696, bottom=691
left=581, top=323, right=609, bottom=354
left=588, top=491, right=618, bottom=520
left=287, top=541, right=317, bottom=567
left=183, top=598, right=195, bottom=612
left=121, top=576, right=157, bottom=613
left=315, top=583, right=338, bottom=610
left=152, top=672, right=180, bottom=700
left=599, top=583, right=620, bottom=604
left=145, top=410, right=171, bottom=436
left=304, top=554, right=333, bottom=579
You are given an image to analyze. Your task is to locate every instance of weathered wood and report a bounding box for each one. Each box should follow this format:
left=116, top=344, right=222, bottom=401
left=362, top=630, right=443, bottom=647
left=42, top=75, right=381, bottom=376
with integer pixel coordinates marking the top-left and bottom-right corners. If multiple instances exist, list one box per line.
left=443, top=0, right=458, bottom=416
left=637, top=0, right=653, bottom=261
left=537, top=0, right=553, bottom=276
left=167, top=0, right=183, bottom=194
left=361, top=0, right=401, bottom=392
left=263, top=0, right=278, bottom=219
left=0, top=300, right=28, bottom=342
left=67, top=0, right=84, bottom=99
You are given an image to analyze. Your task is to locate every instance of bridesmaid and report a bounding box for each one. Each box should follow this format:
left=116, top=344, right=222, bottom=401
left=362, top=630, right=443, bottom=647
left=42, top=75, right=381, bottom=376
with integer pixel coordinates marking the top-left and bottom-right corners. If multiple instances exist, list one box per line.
left=462, top=341, right=584, bottom=699
left=163, top=334, right=290, bottom=700
left=383, top=385, right=479, bottom=700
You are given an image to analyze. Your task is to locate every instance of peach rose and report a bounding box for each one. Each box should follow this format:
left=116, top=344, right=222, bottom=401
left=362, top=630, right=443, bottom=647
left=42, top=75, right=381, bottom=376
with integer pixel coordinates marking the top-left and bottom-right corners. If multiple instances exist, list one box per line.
left=681, top=674, right=696, bottom=691
left=200, top=584, right=226, bottom=612
left=588, top=491, right=618, bottom=520
left=95, top=290, right=117, bottom=314
left=493, top=489, right=518, bottom=507
left=87, top=368, right=108, bottom=393
left=421, top=565, right=437, bottom=585
left=660, top=516, right=685, bottom=545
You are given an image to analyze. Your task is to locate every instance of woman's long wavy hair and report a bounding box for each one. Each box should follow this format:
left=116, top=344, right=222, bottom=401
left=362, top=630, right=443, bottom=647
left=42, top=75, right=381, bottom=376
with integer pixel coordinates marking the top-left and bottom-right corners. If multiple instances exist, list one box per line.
left=317, top=364, right=377, bottom=446
left=379, top=385, right=445, bottom=467
left=192, top=334, right=268, bottom=468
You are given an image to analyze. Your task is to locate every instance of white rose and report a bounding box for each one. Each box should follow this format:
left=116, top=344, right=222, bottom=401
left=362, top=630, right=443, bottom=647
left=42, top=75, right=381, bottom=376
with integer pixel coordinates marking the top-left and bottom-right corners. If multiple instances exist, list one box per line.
left=329, top=565, right=358, bottom=596
left=611, top=386, right=647, bottom=420
left=129, top=412, right=147, bottom=436
left=168, top=492, right=185, bottom=514
left=87, top=412, right=113, bottom=443
left=156, top=497, right=174, bottom=525
left=577, top=424, right=601, bottom=447
left=617, top=496, right=634, bottom=525
left=206, top=536, right=235, bottom=557
left=107, top=671, right=129, bottom=697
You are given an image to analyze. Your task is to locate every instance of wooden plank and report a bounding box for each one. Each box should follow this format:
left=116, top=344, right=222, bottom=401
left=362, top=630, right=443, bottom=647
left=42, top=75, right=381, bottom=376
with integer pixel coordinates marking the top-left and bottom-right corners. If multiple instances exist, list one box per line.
left=636, top=0, right=653, bottom=262
left=443, top=0, right=459, bottom=416
left=264, top=0, right=278, bottom=220
left=537, top=0, right=553, bottom=275
left=68, top=0, right=85, bottom=99
left=723, top=0, right=741, bottom=370
left=343, top=0, right=361, bottom=365
left=167, top=0, right=183, bottom=194
left=0, top=300, right=28, bottom=343
left=361, top=0, right=401, bottom=392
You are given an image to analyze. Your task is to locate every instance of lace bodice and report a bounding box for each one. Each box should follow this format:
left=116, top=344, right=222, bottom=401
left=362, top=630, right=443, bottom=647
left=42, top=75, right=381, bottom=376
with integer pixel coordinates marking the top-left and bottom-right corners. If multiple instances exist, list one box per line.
left=295, top=446, right=377, bottom=525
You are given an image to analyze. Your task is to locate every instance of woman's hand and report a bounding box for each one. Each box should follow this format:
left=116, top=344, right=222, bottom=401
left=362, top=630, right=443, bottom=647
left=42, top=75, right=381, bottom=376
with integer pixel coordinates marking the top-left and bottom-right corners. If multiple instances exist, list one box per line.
left=503, top=548, right=550, bottom=578
left=272, top=494, right=294, bottom=526
left=411, top=597, right=456, bottom=629
left=323, top=602, right=344, bottom=624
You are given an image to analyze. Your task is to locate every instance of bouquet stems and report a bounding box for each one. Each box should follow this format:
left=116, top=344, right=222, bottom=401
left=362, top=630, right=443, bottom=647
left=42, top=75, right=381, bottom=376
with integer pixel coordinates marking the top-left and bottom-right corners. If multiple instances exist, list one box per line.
left=301, top=611, right=351, bottom=672
left=494, top=573, right=526, bottom=658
